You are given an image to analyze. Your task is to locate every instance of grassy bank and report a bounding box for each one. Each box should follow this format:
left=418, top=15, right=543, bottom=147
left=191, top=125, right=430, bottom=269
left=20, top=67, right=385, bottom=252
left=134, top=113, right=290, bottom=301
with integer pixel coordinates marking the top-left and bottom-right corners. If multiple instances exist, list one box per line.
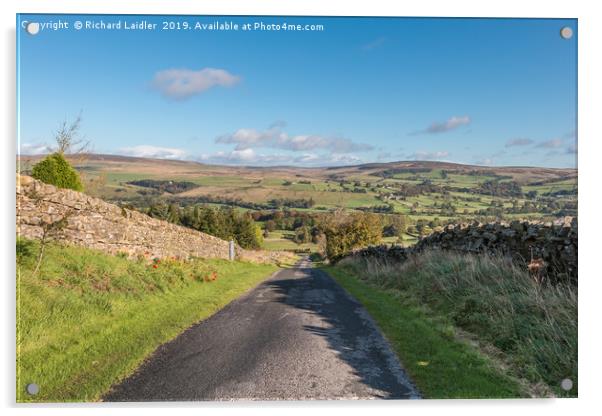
left=323, top=250, right=577, bottom=398
left=16, top=239, right=278, bottom=402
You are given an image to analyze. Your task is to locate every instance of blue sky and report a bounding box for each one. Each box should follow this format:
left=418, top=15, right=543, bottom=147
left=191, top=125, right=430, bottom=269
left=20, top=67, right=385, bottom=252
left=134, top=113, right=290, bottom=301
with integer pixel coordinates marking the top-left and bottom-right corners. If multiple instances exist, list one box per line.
left=17, top=15, right=577, bottom=168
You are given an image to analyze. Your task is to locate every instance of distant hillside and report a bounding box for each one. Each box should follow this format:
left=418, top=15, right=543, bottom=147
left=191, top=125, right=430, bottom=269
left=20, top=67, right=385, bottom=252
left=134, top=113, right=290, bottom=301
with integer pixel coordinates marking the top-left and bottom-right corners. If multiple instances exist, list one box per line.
left=18, top=153, right=577, bottom=223
left=18, top=153, right=577, bottom=184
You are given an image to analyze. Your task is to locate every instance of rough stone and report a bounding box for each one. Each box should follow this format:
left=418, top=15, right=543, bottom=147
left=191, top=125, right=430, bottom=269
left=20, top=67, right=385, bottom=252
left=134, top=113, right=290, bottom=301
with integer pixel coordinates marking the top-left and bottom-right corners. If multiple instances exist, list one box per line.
left=16, top=175, right=293, bottom=265
left=350, top=216, right=578, bottom=285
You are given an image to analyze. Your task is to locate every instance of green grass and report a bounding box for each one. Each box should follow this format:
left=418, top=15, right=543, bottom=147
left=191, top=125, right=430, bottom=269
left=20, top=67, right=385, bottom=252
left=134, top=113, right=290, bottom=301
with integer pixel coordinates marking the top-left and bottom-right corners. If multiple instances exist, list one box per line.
left=324, top=250, right=577, bottom=398
left=262, top=230, right=319, bottom=252
left=16, top=239, right=279, bottom=402
left=323, top=265, right=525, bottom=399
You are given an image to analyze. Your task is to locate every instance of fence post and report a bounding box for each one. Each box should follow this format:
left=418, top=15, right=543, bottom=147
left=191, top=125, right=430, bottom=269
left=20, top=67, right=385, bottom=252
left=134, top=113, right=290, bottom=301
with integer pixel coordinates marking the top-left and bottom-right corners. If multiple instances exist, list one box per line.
left=229, top=240, right=235, bottom=261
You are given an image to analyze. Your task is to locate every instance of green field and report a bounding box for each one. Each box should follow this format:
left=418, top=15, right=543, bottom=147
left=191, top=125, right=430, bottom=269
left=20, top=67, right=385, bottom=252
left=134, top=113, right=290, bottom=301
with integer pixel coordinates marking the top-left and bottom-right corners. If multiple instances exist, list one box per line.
left=68, top=157, right=577, bottom=219
left=16, top=238, right=279, bottom=402
left=262, top=230, right=319, bottom=252
left=27, top=154, right=575, bottom=255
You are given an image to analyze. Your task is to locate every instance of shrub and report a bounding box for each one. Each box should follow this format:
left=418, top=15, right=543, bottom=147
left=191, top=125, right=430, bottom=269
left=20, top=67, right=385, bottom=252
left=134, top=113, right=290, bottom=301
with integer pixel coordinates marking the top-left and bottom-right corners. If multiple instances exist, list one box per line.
left=31, top=152, right=83, bottom=191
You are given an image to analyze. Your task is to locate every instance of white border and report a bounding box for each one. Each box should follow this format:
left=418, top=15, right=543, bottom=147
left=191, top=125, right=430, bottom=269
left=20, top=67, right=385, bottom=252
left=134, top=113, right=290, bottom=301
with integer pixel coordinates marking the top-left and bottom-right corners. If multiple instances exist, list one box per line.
left=2, top=1, right=600, bottom=415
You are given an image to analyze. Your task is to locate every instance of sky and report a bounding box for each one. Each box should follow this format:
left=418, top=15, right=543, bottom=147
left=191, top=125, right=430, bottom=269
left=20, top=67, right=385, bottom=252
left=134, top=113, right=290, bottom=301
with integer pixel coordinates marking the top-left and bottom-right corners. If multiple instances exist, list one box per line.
left=17, top=15, right=577, bottom=168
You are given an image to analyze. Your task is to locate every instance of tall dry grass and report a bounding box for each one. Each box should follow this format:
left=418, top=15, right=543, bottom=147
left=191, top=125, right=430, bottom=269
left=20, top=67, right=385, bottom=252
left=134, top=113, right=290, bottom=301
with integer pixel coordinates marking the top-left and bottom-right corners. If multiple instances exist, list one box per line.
left=338, top=250, right=577, bottom=395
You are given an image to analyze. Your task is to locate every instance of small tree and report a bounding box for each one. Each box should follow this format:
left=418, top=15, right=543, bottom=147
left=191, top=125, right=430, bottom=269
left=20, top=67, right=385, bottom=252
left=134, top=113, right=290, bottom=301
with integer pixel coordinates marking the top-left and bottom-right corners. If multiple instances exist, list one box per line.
left=294, top=226, right=311, bottom=244
left=235, top=213, right=263, bottom=249
left=32, top=212, right=72, bottom=275
left=31, top=152, right=83, bottom=191
left=54, top=112, right=90, bottom=155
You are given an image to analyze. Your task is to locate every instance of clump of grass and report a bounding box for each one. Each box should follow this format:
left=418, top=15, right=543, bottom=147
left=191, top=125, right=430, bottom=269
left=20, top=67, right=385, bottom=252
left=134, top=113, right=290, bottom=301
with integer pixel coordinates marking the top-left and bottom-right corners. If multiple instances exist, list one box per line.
left=16, top=238, right=278, bottom=402
left=16, top=237, right=35, bottom=265
left=337, top=250, right=577, bottom=397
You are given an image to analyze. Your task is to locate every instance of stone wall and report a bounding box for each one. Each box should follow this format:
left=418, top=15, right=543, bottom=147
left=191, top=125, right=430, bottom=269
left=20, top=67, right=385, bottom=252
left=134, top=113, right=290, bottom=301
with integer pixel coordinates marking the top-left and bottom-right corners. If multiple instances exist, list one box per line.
left=350, top=217, right=578, bottom=285
left=16, top=175, right=292, bottom=264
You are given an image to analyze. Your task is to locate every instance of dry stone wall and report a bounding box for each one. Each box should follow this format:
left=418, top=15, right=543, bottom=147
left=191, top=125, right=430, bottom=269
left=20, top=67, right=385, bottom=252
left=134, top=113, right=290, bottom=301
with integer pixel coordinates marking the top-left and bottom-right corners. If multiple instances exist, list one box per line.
left=351, top=217, right=578, bottom=285
left=16, top=175, right=291, bottom=264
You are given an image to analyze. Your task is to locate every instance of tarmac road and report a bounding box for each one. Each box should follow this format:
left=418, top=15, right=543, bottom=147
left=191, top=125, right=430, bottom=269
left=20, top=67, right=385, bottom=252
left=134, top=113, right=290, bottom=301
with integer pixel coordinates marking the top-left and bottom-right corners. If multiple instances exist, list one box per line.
left=103, top=257, right=420, bottom=401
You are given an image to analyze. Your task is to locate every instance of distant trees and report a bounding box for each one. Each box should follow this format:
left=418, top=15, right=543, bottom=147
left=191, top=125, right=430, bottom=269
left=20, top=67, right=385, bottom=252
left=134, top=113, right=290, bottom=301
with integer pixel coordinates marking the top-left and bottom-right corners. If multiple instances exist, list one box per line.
left=146, top=202, right=264, bottom=249
left=264, top=220, right=277, bottom=233
left=477, top=180, right=523, bottom=197
left=382, top=214, right=407, bottom=238
left=268, top=197, right=315, bottom=209
left=128, top=179, right=199, bottom=194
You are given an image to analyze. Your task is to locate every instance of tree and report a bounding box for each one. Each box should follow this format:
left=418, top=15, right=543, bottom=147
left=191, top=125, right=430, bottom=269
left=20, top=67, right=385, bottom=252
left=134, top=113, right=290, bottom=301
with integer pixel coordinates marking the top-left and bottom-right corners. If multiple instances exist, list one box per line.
left=526, top=190, right=538, bottom=200
left=54, top=112, right=90, bottom=155
left=320, top=211, right=382, bottom=261
left=382, top=214, right=407, bottom=237
left=235, top=213, right=263, bottom=249
left=147, top=201, right=170, bottom=221
left=294, top=226, right=311, bottom=244
left=167, top=203, right=180, bottom=224
left=31, top=152, right=83, bottom=191
left=264, top=220, right=276, bottom=232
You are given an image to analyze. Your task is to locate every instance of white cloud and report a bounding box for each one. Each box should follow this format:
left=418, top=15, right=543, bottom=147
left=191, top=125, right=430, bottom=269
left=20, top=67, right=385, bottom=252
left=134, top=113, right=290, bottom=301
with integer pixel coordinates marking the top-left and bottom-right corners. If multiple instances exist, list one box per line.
left=199, top=149, right=293, bottom=165
left=407, top=151, right=450, bottom=161
left=534, top=133, right=577, bottom=155
left=20, top=142, right=53, bottom=155
left=216, top=125, right=372, bottom=153
left=198, top=150, right=364, bottom=167
left=297, top=153, right=363, bottom=166
left=505, top=138, right=534, bottom=147
left=152, top=68, right=240, bottom=100
left=293, top=153, right=320, bottom=164
left=536, top=138, right=564, bottom=149
left=117, top=145, right=187, bottom=159
left=412, top=116, right=471, bottom=135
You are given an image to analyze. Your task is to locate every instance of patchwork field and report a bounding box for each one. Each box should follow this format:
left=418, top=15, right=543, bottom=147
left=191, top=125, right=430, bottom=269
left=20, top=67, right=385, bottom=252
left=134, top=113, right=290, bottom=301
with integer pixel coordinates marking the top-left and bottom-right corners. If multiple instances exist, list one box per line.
left=20, top=154, right=578, bottom=252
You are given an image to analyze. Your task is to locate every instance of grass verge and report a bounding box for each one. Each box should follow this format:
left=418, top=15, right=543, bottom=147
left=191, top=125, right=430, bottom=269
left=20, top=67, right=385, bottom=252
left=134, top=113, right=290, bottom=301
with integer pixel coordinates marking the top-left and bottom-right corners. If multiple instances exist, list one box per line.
left=323, top=264, right=524, bottom=399
left=323, top=250, right=577, bottom=398
left=16, top=238, right=278, bottom=402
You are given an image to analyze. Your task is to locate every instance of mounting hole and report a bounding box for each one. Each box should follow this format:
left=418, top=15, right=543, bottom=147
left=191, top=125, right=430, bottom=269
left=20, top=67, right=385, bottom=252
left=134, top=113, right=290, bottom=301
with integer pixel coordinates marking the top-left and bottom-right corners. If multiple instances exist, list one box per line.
left=26, top=22, right=40, bottom=35
left=560, top=26, right=573, bottom=40
left=26, top=383, right=39, bottom=395
left=560, top=378, right=573, bottom=391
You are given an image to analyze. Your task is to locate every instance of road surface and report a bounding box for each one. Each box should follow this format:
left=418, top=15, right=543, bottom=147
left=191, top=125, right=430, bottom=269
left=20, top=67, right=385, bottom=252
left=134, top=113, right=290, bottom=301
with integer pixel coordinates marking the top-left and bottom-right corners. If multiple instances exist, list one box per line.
left=103, top=257, right=419, bottom=401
